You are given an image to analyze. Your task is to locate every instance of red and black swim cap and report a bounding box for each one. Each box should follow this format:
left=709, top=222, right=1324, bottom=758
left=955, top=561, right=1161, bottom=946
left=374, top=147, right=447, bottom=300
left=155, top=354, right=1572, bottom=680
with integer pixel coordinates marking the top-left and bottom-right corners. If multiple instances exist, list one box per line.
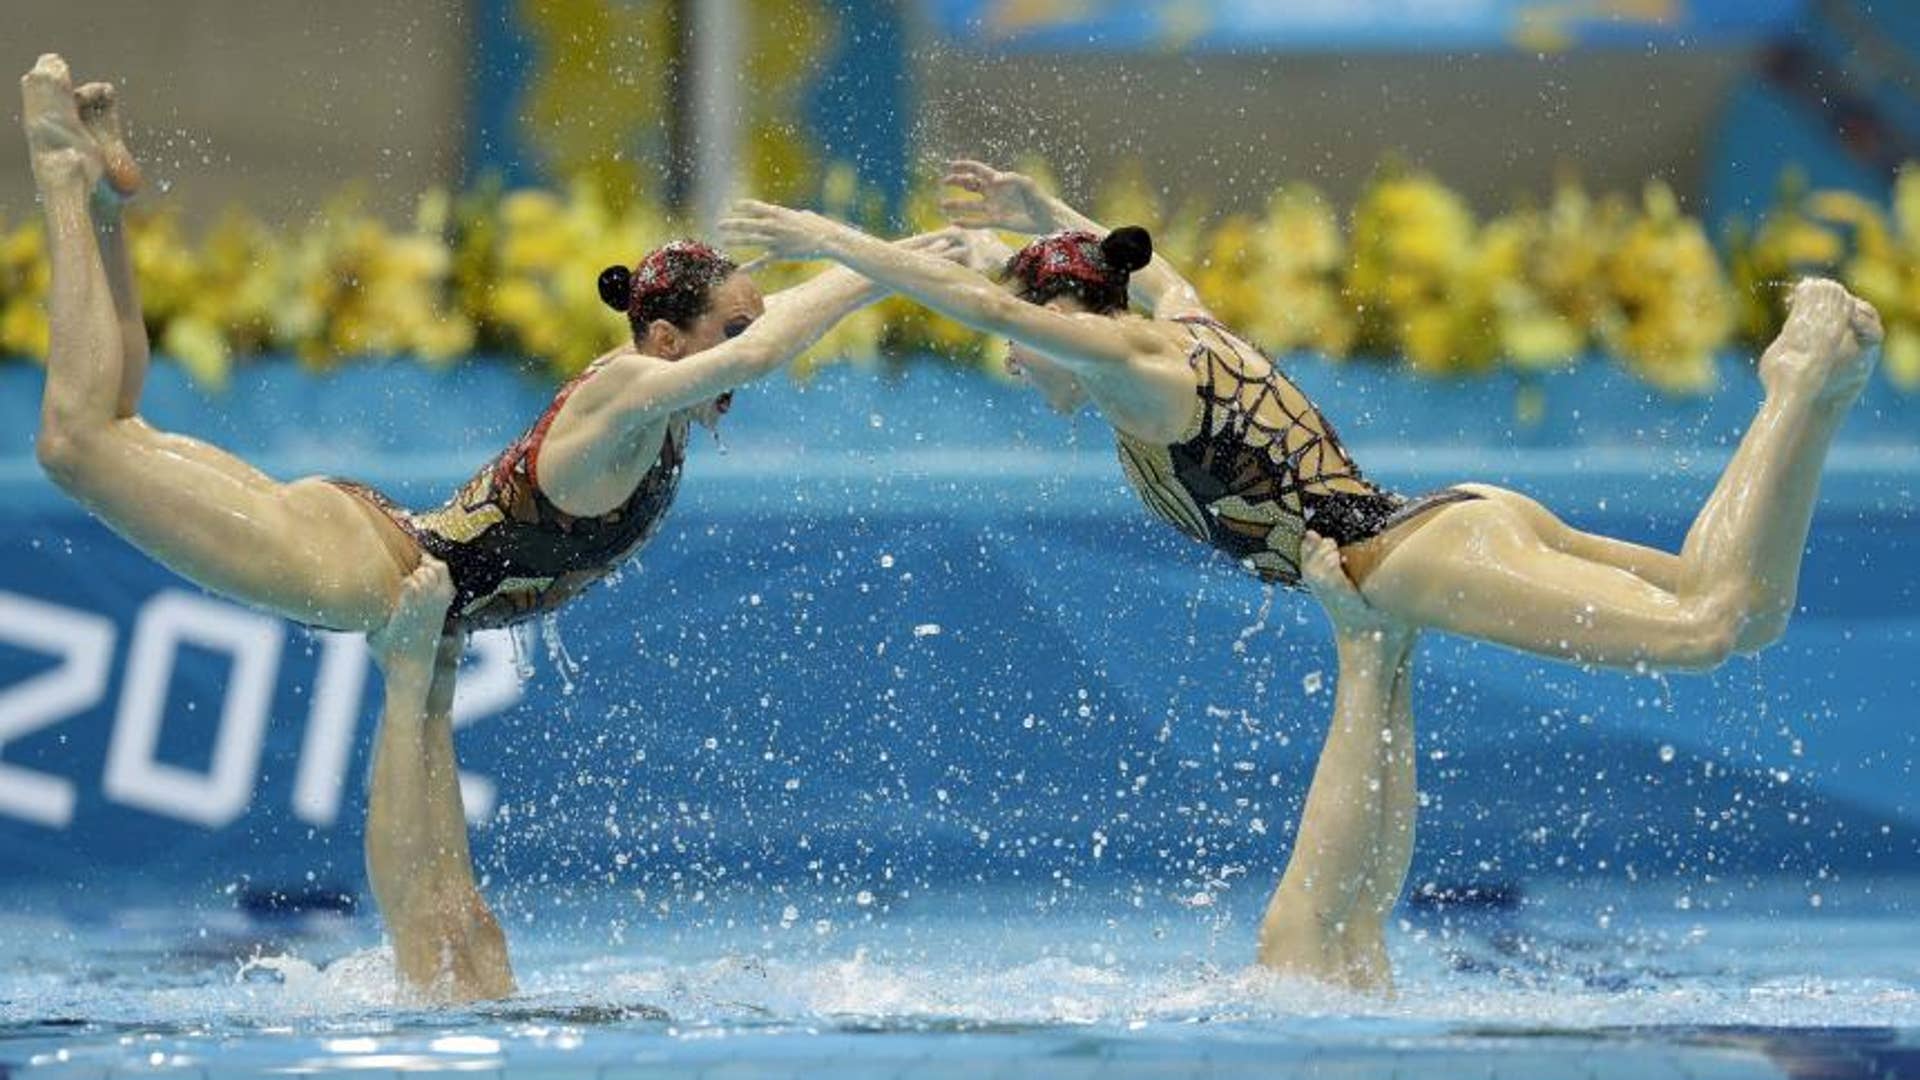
left=598, top=239, right=740, bottom=332
left=1004, top=226, right=1153, bottom=314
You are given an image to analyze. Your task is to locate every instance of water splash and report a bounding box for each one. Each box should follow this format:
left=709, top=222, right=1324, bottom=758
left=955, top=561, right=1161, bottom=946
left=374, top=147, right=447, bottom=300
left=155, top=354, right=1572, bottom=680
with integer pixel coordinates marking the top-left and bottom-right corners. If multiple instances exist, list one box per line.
left=540, top=613, right=580, bottom=696
left=508, top=621, right=539, bottom=682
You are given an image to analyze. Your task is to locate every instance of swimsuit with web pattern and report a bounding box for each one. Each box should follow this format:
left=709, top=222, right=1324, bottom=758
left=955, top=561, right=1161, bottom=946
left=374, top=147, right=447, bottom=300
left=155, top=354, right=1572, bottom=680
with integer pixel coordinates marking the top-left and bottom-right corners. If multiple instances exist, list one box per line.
left=1114, top=316, right=1477, bottom=586
left=329, top=358, right=688, bottom=631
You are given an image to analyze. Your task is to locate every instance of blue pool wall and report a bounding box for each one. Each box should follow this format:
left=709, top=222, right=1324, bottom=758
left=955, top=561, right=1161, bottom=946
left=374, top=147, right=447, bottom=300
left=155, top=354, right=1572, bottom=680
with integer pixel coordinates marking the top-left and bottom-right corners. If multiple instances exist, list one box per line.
left=0, top=355, right=1915, bottom=908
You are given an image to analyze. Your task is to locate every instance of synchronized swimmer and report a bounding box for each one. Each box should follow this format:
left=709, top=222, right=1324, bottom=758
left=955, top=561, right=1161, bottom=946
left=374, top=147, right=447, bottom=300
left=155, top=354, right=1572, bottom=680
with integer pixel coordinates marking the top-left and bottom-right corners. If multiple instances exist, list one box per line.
left=26, top=52, right=1882, bottom=1002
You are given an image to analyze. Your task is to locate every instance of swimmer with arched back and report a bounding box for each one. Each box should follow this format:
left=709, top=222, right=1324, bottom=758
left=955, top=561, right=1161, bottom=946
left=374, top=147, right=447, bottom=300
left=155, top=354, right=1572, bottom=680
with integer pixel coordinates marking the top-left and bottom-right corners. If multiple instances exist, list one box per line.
left=22, top=53, right=960, bottom=636
left=722, top=162, right=1880, bottom=991
left=722, top=162, right=1880, bottom=675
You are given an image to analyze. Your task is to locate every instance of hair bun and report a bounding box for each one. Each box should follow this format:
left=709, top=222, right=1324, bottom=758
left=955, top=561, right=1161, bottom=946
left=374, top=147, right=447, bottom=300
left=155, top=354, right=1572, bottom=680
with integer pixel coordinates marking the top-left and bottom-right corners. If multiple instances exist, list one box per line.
left=597, top=265, right=633, bottom=312
left=1100, top=226, right=1153, bottom=274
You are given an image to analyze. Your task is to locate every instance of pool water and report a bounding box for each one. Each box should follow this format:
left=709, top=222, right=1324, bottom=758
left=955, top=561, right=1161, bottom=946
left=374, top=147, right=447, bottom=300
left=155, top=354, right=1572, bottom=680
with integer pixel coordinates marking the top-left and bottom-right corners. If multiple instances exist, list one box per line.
left=4, top=878, right=1916, bottom=1077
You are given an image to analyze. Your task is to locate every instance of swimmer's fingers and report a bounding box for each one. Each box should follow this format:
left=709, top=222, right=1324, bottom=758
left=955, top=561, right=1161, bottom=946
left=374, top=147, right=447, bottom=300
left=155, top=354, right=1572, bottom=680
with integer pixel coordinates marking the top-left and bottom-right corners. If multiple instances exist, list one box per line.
left=895, top=228, right=969, bottom=264
left=1298, top=533, right=1353, bottom=600
left=941, top=169, right=987, bottom=196
left=414, top=555, right=454, bottom=602
left=938, top=195, right=994, bottom=228
left=715, top=212, right=788, bottom=254
left=944, top=159, right=1001, bottom=188
left=369, top=556, right=456, bottom=663
left=1300, top=532, right=1392, bottom=634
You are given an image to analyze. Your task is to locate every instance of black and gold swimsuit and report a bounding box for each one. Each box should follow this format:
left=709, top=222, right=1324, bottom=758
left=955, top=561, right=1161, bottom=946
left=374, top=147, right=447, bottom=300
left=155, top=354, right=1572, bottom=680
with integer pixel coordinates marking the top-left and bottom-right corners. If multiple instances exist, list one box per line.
left=1115, top=316, right=1475, bottom=586
left=332, top=361, right=687, bottom=630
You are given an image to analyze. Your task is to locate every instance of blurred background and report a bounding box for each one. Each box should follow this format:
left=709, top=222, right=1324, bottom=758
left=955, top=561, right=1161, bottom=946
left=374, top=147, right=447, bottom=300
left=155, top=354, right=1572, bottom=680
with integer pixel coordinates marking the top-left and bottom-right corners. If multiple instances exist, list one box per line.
left=1, top=1, right=1917, bottom=920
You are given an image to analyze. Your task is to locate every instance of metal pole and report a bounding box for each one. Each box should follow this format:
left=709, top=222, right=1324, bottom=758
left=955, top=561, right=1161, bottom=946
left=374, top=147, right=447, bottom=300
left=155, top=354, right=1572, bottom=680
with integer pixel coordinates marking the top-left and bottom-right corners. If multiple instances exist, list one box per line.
left=687, top=0, right=744, bottom=232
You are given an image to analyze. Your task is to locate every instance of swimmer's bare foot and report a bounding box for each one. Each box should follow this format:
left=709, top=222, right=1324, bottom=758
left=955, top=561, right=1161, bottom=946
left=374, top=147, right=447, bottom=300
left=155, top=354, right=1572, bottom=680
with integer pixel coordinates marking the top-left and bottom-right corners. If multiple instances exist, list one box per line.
left=75, top=81, right=141, bottom=203
left=20, top=54, right=101, bottom=192
left=1761, top=278, right=1881, bottom=405
left=369, top=557, right=456, bottom=674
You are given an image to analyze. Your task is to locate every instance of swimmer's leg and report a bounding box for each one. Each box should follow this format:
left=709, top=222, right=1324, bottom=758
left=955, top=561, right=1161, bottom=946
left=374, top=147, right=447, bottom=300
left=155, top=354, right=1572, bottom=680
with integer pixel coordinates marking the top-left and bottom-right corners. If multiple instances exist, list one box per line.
left=1450, top=280, right=1875, bottom=647
left=1360, top=496, right=1750, bottom=672
left=74, top=80, right=147, bottom=416
left=1450, top=485, right=1684, bottom=594
left=1670, top=278, right=1879, bottom=651
left=26, top=56, right=408, bottom=631
left=1337, top=645, right=1416, bottom=986
left=366, top=560, right=513, bottom=1003
left=1258, top=536, right=1415, bottom=994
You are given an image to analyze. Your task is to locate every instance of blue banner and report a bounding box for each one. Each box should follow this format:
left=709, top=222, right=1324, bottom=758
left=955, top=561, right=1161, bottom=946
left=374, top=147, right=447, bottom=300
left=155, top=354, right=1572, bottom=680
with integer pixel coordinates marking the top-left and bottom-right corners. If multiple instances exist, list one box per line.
left=920, top=0, right=1808, bottom=52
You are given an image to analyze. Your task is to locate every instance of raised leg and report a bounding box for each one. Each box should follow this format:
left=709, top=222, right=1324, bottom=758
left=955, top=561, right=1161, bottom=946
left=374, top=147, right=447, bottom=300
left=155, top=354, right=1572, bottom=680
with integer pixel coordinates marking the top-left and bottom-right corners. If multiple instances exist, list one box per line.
left=1360, top=279, right=1879, bottom=670
left=1360, top=495, right=1748, bottom=671
left=25, top=55, right=409, bottom=632
left=75, top=80, right=148, bottom=416
left=1675, top=279, right=1878, bottom=649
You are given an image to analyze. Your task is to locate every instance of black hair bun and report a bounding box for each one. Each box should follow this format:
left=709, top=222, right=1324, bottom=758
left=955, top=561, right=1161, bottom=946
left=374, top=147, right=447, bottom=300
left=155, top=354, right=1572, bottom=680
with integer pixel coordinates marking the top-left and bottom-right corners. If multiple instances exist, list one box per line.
left=597, top=265, right=633, bottom=312
left=1101, top=226, right=1153, bottom=274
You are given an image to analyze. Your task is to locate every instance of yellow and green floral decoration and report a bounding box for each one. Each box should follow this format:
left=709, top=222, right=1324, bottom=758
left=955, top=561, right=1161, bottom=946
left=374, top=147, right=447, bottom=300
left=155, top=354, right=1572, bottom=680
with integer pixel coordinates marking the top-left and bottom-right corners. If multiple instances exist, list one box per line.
left=4, top=161, right=1917, bottom=395
left=3, top=0, right=1911, bottom=396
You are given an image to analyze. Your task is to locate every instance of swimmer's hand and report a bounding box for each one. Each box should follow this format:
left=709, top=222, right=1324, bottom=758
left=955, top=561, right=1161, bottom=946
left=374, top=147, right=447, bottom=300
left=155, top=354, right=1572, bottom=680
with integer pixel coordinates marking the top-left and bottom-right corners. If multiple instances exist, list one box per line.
left=940, top=160, right=1052, bottom=233
left=894, top=226, right=971, bottom=265
left=719, top=200, right=843, bottom=261
left=1301, top=532, right=1410, bottom=646
left=949, top=228, right=1018, bottom=274
left=369, top=557, right=456, bottom=675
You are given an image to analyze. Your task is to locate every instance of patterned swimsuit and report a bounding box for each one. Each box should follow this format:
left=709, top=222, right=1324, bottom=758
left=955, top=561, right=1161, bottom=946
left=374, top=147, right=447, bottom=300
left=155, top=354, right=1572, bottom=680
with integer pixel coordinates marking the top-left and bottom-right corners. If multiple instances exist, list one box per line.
left=332, top=361, right=687, bottom=630
left=1115, top=316, right=1475, bottom=586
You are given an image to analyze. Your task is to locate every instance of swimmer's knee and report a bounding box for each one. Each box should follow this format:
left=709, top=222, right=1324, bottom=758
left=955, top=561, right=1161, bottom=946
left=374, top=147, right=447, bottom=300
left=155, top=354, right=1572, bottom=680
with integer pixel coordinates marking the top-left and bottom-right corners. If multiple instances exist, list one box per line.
left=34, top=425, right=79, bottom=485
left=35, top=416, right=141, bottom=493
left=1662, top=589, right=1748, bottom=672
left=34, top=421, right=107, bottom=491
left=1695, top=585, right=1792, bottom=663
left=1732, top=601, right=1792, bottom=656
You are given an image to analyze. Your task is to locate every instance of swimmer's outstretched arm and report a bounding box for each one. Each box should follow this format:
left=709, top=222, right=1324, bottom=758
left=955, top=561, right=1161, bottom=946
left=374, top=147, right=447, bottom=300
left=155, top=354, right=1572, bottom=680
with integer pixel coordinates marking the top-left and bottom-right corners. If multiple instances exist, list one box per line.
left=1257, top=533, right=1417, bottom=995
left=940, top=159, right=1211, bottom=320
left=365, top=558, right=514, bottom=1003
left=719, top=202, right=1176, bottom=377
left=595, top=230, right=968, bottom=420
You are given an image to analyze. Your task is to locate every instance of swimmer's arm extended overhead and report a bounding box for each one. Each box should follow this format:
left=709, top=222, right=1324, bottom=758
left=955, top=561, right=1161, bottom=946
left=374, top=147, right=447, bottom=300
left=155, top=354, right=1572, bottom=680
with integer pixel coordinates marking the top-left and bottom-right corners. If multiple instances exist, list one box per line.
left=606, top=268, right=882, bottom=419
left=939, top=159, right=1211, bottom=320
left=1256, top=535, right=1417, bottom=994
left=719, top=201, right=1173, bottom=376
left=366, top=560, right=515, bottom=1003
left=597, top=231, right=966, bottom=420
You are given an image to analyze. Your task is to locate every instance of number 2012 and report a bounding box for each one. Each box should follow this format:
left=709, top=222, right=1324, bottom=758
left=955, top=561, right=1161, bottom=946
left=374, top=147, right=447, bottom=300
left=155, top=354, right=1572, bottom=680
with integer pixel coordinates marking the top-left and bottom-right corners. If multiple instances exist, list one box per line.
left=0, top=589, right=521, bottom=832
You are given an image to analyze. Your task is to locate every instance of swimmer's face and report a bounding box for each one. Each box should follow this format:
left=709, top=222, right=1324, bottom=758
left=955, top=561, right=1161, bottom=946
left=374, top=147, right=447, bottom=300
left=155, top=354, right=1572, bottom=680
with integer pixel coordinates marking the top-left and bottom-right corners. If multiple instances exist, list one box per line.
left=646, top=271, right=765, bottom=427
left=677, top=272, right=765, bottom=357
left=1006, top=294, right=1091, bottom=415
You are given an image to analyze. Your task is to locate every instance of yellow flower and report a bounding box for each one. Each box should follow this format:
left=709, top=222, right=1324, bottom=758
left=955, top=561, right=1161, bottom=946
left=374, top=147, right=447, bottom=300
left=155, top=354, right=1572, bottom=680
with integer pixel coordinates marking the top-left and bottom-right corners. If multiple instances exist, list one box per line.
left=1598, top=182, right=1733, bottom=393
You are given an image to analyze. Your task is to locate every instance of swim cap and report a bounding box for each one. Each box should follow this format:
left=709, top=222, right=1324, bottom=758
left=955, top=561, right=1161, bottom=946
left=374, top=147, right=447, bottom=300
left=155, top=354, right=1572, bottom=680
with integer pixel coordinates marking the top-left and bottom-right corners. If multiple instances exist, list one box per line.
left=1005, top=227, right=1153, bottom=314
left=597, top=240, right=739, bottom=330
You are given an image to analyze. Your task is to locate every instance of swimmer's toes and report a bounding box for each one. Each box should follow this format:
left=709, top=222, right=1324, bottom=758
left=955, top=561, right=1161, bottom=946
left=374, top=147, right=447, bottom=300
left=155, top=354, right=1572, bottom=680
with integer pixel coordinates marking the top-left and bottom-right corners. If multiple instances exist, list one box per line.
left=1853, top=299, right=1884, bottom=346
left=76, top=82, right=141, bottom=196
left=20, top=56, right=74, bottom=121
